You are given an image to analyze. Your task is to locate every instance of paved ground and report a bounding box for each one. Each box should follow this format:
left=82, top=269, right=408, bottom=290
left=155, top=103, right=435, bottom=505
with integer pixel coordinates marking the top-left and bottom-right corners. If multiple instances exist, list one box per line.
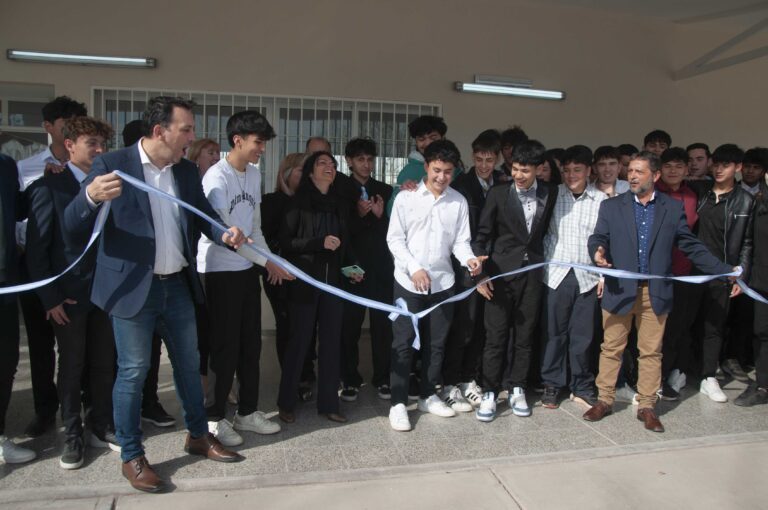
left=1, top=329, right=767, bottom=508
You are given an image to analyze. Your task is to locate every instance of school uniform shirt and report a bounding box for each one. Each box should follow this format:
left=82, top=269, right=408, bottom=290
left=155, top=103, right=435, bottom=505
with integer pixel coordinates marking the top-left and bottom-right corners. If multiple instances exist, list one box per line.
left=197, top=158, right=270, bottom=273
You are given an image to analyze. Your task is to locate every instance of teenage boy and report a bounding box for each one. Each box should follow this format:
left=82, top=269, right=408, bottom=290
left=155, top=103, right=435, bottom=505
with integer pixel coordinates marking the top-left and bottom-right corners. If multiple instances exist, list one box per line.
left=656, top=148, right=700, bottom=399
left=741, top=147, right=768, bottom=195
left=441, top=130, right=504, bottom=411
left=593, top=146, right=630, bottom=197
left=386, top=140, right=483, bottom=431
left=540, top=146, right=607, bottom=409
left=500, top=126, right=529, bottom=177
left=340, top=138, right=394, bottom=401
left=198, top=110, right=293, bottom=446
left=17, top=96, right=88, bottom=438
left=473, top=140, right=557, bottom=422
left=26, top=117, right=119, bottom=469
left=642, top=129, right=671, bottom=157
left=687, top=143, right=712, bottom=180
left=617, top=144, right=638, bottom=181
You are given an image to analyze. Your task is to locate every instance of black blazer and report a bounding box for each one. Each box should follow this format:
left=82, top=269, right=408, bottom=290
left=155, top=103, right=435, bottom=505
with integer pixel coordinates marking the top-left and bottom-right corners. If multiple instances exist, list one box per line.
left=0, top=154, right=24, bottom=296
left=750, top=182, right=768, bottom=295
left=347, top=176, right=393, bottom=282
left=472, top=179, right=557, bottom=280
left=26, top=165, right=95, bottom=316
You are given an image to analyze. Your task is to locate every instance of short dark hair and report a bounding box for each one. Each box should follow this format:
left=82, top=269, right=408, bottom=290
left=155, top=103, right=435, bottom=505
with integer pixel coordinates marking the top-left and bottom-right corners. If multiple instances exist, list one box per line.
left=660, top=147, right=689, bottom=165
left=545, top=148, right=564, bottom=163
left=122, top=119, right=145, bottom=146
left=143, top=96, right=196, bottom=136
left=630, top=150, right=661, bottom=172
left=511, top=140, right=546, bottom=166
left=63, top=116, right=114, bottom=142
left=471, top=129, right=501, bottom=154
left=42, top=96, right=87, bottom=123
left=300, top=150, right=337, bottom=189
left=686, top=142, right=711, bottom=158
left=544, top=155, right=562, bottom=185
left=593, top=146, right=620, bottom=163
left=744, top=147, right=768, bottom=170
left=561, top=145, right=593, bottom=166
left=408, top=115, right=447, bottom=138
left=711, top=144, right=745, bottom=165
left=644, top=129, right=671, bottom=147
left=226, top=110, right=276, bottom=148
left=617, top=144, right=638, bottom=157
left=344, top=137, right=377, bottom=158
left=423, top=139, right=461, bottom=167
left=501, top=126, right=528, bottom=148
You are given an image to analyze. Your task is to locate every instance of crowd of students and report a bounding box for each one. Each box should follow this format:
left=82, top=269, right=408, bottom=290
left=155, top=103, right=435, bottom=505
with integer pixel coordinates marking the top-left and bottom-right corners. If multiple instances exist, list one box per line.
left=0, top=95, right=766, bottom=494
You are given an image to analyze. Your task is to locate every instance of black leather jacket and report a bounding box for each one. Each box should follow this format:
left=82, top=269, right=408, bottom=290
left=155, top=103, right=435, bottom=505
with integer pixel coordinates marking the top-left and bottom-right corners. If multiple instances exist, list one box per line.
left=690, top=181, right=754, bottom=279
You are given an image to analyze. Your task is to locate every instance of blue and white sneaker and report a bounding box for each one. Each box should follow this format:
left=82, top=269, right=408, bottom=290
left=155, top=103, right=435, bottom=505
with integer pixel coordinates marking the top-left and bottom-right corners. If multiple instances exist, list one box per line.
left=476, top=391, right=497, bottom=422
left=509, top=387, right=531, bottom=417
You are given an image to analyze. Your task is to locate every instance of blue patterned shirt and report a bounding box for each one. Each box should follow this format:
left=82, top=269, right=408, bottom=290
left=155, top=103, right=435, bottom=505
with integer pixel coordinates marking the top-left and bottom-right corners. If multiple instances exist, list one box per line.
left=633, top=192, right=656, bottom=274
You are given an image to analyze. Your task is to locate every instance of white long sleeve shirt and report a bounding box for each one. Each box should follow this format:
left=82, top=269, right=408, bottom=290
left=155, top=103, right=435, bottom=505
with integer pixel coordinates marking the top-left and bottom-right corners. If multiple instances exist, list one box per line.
left=387, top=180, right=475, bottom=294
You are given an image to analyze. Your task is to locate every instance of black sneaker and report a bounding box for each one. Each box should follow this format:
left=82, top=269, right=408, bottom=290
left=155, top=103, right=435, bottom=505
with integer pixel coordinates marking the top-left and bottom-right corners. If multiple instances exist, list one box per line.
left=408, top=374, right=420, bottom=401
left=658, top=381, right=679, bottom=401
left=541, top=387, right=559, bottom=409
left=90, top=426, right=122, bottom=452
left=570, top=393, right=598, bottom=408
left=377, top=384, right=391, bottom=400
left=734, top=384, right=768, bottom=407
left=60, top=436, right=84, bottom=470
left=340, top=386, right=359, bottom=402
left=24, top=414, right=56, bottom=438
left=722, top=359, right=751, bottom=383
left=141, top=402, right=176, bottom=427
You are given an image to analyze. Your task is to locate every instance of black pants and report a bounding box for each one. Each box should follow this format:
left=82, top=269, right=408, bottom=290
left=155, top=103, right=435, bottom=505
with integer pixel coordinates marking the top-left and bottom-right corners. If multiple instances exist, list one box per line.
left=754, top=300, right=768, bottom=388
left=482, top=269, right=544, bottom=393
left=205, top=267, right=262, bottom=419
left=390, top=282, right=454, bottom=406
left=661, top=281, right=703, bottom=378
left=442, top=285, right=484, bottom=386
left=726, top=294, right=754, bottom=366
left=341, top=276, right=393, bottom=388
left=0, top=296, right=19, bottom=435
left=53, top=307, right=115, bottom=438
left=540, top=271, right=597, bottom=394
left=278, top=286, right=342, bottom=414
left=697, top=280, right=732, bottom=377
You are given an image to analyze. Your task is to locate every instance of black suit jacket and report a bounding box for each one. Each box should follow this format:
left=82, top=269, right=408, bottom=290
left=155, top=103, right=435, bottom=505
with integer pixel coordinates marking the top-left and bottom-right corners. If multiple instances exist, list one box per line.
left=472, top=179, right=557, bottom=280
left=750, top=181, right=768, bottom=295
left=347, top=176, right=394, bottom=283
left=0, top=154, right=24, bottom=296
left=26, top=165, right=96, bottom=316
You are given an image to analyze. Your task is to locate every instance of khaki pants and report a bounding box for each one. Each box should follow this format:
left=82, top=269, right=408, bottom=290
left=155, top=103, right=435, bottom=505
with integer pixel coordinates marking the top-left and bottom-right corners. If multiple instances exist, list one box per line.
left=596, top=285, right=667, bottom=409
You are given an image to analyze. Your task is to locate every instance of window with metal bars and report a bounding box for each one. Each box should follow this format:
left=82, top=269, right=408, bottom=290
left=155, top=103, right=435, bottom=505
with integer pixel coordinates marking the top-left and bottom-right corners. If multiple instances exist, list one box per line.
left=92, top=87, right=441, bottom=192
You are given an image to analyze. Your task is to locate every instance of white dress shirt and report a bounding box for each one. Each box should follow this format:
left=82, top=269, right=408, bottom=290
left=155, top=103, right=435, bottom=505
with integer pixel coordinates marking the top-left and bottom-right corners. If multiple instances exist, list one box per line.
left=742, top=181, right=760, bottom=196
left=514, top=180, right=538, bottom=234
left=67, top=162, right=88, bottom=184
left=387, top=180, right=475, bottom=294
left=137, top=140, right=187, bottom=275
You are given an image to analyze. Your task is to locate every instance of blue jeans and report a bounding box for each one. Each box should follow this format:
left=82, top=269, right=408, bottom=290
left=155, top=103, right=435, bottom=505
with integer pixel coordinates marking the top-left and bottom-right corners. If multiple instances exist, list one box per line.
left=111, top=274, right=206, bottom=462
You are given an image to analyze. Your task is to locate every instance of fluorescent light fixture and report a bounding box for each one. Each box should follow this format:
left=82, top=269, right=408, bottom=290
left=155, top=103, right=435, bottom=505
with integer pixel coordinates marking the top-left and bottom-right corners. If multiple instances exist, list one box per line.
left=474, top=74, right=533, bottom=88
left=7, top=49, right=156, bottom=68
left=455, top=81, right=565, bottom=101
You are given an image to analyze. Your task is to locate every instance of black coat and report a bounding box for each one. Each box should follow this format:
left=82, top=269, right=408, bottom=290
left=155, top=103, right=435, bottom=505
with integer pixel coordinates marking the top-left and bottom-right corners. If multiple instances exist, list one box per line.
left=750, top=182, right=768, bottom=295
left=347, top=176, right=393, bottom=284
left=0, top=154, right=24, bottom=298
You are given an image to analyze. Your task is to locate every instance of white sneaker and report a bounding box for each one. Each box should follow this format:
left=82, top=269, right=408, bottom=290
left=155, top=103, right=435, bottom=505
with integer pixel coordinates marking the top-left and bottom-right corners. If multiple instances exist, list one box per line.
left=208, top=419, right=243, bottom=446
left=233, top=411, right=281, bottom=435
left=615, top=383, right=639, bottom=405
left=476, top=391, right=497, bottom=422
left=0, top=436, right=36, bottom=464
left=389, top=403, right=412, bottom=431
left=668, top=369, right=687, bottom=393
left=700, top=377, right=728, bottom=403
left=509, top=387, right=531, bottom=417
left=459, top=381, right=483, bottom=408
left=417, top=394, right=456, bottom=417
left=441, top=385, right=473, bottom=413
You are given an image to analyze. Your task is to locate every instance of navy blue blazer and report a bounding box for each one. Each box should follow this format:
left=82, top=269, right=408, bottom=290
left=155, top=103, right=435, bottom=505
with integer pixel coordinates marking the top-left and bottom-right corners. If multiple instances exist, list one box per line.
left=0, top=154, right=24, bottom=296
left=64, top=144, right=226, bottom=318
left=588, top=191, right=732, bottom=316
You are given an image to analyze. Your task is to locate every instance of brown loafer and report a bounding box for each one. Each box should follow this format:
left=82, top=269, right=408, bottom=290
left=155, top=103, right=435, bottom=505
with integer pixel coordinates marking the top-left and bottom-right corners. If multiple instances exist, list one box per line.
left=184, top=433, right=243, bottom=463
left=122, top=455, right=167, bottom=493
left=322, top=412, right=348, bottom=423
left=278, top=408, right=295, bottom=423
left=637, top=408, right=664, bottom=433
left=582, top=400, right=612, bottom=422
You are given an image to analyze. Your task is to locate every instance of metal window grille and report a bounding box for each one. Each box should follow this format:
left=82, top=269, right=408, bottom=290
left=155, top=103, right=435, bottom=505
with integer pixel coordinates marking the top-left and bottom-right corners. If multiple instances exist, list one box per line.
left=92, top=87, right=441, bottom=191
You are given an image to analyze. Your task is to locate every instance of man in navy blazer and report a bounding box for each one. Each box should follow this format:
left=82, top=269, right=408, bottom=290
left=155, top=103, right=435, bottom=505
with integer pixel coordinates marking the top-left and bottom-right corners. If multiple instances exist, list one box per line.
left=584, top=151, right=734, bottom=433
left=64, top=97, right=246, bottom=493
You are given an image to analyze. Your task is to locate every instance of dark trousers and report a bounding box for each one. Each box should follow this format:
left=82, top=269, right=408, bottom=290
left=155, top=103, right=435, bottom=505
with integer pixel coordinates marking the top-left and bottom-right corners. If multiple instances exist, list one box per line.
left=278, top=286, right=342, bottom=414
left=0, top=296, right=19, bottom=435
left=205, top=267, right=262, bottom=419
left=390, top=282, right=454, bottom=406
left=52, top=307, right=115, bottom=438
left=697, top=280, right=732, bottom=377
left=540, top=271, right=597, bottom=394
left=482, top=269, right=544, bottom=393
left=754, top=300, right=768, bottom=388
left=726, top=294, right=754, bottom=365
left=661, top=281, right=703, bottom=378
left=443, top=285, right=484, bottom=386
left=341, top=276, right=393, bottom=388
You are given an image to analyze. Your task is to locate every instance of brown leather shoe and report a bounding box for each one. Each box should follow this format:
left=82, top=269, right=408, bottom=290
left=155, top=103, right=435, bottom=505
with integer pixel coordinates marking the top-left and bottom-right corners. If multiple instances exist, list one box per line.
left=637, top=408, right=664, bottom=432
left=122, top=455, right=167, bottom=493
left=278, top=408, right=295, bottom=423
left=184, top=433, right=243, bottom=463
left=322, top=412, right=348, bottom=423
left=582, top=400, right=612, bottom=422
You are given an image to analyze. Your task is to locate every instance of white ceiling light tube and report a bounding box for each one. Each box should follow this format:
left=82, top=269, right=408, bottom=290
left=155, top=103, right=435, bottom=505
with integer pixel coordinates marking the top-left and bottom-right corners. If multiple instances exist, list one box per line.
left=7, top=49, right=156, bottom=68
left=455, top=81, right=565, bottom=101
